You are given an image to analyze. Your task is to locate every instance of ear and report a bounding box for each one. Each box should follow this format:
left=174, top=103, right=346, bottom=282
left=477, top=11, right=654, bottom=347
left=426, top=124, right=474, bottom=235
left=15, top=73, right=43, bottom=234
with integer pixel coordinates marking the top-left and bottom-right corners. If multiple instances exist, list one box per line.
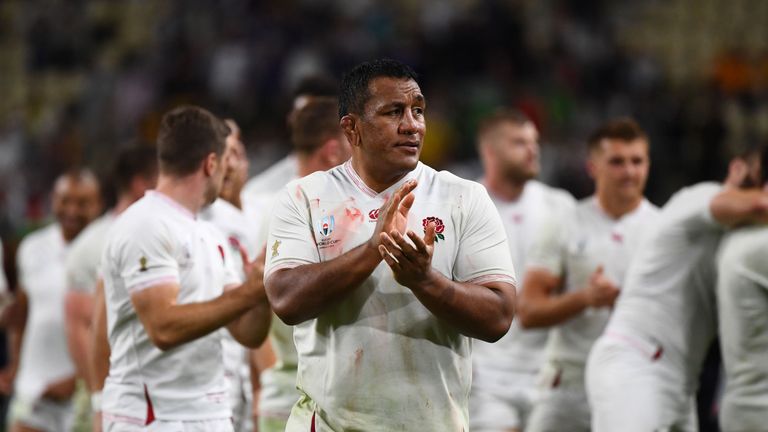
left=585, top=159, right=597, bottom=180
left=202, top=152, right=218, bottom=177
left=340, top=115, right=360, bottom=148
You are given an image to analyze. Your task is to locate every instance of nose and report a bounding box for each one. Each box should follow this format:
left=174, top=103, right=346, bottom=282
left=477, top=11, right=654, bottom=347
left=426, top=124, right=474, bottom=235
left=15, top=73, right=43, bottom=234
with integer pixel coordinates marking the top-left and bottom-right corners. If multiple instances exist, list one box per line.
left=399, top=110, right=421, bottom=136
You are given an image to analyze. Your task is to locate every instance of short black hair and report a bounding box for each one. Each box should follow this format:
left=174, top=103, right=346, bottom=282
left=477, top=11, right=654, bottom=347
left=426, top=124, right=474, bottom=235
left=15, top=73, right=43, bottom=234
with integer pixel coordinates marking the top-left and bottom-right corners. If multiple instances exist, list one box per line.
left=587, top=117, right=648, bottom=153
left=113, top=144, right=158, bottom=193
left=157, top=106, right=230, bottom=176
left=339, top=59, right=418, bottom=118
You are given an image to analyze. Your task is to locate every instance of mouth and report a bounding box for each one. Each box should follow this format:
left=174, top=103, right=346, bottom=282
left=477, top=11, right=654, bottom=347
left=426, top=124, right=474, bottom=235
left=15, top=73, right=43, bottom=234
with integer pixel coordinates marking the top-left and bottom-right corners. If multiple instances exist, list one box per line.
left=395, top=142, right=420, bottom=154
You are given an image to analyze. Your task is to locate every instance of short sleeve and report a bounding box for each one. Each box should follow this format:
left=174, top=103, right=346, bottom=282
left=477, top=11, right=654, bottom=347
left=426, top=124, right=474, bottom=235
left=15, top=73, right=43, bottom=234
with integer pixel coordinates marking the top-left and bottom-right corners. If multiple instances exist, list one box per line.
left=452, top=185, right=517, bottom=286
left=66, top=242, right=99, bottom=294
left=117, top=220, right=180, bottom=293
left=264, top=183, right=320, bottom=280
left=673, top=183, right=722, bottom=232
left=526, top=210, right=568, bottom=277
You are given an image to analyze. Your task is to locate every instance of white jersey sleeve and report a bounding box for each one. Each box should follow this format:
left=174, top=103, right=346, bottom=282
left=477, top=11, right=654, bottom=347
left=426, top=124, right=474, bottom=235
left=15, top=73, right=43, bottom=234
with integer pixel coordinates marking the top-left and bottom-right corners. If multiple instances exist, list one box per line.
left=525, top=211, right=567, bottom=277
left=264, top=182, right=321, bottom=279
left=118, top=219, right=181, bottom=293
left=453, top=184, right=517, bottom=286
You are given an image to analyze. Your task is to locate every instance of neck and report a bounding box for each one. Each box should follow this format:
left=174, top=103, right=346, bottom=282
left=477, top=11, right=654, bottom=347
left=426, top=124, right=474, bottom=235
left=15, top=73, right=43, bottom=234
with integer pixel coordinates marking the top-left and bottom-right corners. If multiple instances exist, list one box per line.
left=222, top=194, right=242, bottom=210
left=155, top=174, right=206, bottom=215
left=297, top=153, right=328, bottom=178
left=113, top=193, right=137, bottom=215
left=596, top=192, right=643, bottom=219
left=485, top=175, right=527, bottom=202
left=351, top=158, right=409, bottom=193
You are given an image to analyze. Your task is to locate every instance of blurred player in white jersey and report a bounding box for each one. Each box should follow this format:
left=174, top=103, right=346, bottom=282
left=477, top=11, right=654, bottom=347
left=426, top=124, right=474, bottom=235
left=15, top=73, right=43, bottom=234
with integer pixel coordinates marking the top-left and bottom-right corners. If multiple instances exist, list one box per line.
left=264, top=59, right=517, bottom=431
left=6, top=170, right=102, bottom=432
left=586, top=148, right=768, bottom=432
left=100, top=106, right=271, bottom=431
left=716, top=149, right=768, bottom=431
left=199, top=119, right=260, bottom=431
left=253, top=97, right=351, bottom=432
left=242, top=75, right=338, bottom=232
left=470, top=109, right=574, bottom=432
left=64, top=145, right=157, bottom=430
left=519, top=118, right=659, bottom=432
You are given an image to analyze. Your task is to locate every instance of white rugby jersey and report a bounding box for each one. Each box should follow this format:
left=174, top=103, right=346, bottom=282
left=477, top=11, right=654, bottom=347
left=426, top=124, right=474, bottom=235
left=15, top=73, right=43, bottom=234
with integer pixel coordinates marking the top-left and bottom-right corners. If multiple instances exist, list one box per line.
left=242, top=154, right=299, bottom=238
left=717, top=225, right=768, bottom=429
left=473, top=180, right=575, bottom=378
left=15, top=224, right=76, bottom=400
left=101, top=191, right=241, bottom=422
left=606, top=182, right=722, bottom=391
left=265, top=160, right=516, bottom=431
left=527, top=196, right=659, bottom=367
left=66, top=212, right=116, bottom=294
left=200, top=199, right=258, bottom=394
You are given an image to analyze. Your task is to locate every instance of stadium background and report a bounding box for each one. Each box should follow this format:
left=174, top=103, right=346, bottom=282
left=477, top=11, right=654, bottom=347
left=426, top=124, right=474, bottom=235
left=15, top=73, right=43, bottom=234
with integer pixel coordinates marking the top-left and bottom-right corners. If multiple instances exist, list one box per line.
left=0, top=1, right=767, bottom=430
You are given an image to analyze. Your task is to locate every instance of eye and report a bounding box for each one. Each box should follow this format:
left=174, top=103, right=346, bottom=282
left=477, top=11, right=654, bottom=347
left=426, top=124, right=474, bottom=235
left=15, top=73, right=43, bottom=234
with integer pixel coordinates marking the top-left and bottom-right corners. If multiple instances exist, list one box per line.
left=413, top=107, right=424, bottom=116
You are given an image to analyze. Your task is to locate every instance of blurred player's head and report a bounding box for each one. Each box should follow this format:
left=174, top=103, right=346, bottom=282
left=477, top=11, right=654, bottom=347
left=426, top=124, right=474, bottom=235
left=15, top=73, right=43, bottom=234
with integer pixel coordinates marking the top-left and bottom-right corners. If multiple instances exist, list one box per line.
left=288, top=75, right=338, bottom=128
left=339, top=59, right=424, bottom=182
left=292, top=97, right=351, bottom=173
left=52, top=169, right=102, bottom=241
left=478, top=109, right=540, bottom=185
left=219, top=119, right=249, bottom=206
left=587, top=118, right=650, bottom=206
left=724, top=144, right=768, bottom=189
left=113, top=144, right=158, bottom=203
left=157, top=105, right=230, bottom=205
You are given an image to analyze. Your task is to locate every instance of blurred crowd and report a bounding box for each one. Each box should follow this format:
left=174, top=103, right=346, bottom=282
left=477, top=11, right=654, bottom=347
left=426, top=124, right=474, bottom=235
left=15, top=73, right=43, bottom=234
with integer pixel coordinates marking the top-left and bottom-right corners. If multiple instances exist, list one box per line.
left=0, top=0, right=767, bottom=285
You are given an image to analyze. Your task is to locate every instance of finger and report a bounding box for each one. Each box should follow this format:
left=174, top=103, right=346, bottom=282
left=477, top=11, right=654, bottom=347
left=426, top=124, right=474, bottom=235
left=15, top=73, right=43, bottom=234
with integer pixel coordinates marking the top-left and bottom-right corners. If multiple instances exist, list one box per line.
left=593, top=265, right=604, bottom=275
left=424, top=222, right=436, bottom=247
left=380, top=232, right=402, bottom=251
left=407, top=229, right=428, bottom=254
left=399, top=192, right=415, bottom=216
left=378, top=245, right=399, bottom=266
left=390, top=230, right=419, bottom=256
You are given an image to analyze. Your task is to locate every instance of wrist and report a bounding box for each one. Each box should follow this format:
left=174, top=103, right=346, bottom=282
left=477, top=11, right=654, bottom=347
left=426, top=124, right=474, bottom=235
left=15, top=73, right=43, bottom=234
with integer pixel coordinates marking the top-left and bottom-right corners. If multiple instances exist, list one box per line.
left=576, top=288, right=592, bottom=309
left=90, top=391, right=102, bottom=412
left=410, top=268, right=442, bottom=293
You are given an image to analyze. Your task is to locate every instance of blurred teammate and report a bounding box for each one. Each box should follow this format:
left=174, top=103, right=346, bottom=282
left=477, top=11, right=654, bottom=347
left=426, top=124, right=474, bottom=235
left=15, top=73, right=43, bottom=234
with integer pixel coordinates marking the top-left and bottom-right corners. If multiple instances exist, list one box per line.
left=100, top=106, right=271, bottom=430
left=242, top=75, right=338, bottom=232
left=253, top=97, right=351, bottom=432
left=199, top=119, right=259, bottom=431
left=470, top=109, right=575, bottom=432
left=716, top=150, right=768, bottom=431
left=519, top=118, right=659, bottom=432
left=586, top=149, right=768, bottom=432
left=7, top=170, right=102, bottom=432
left=65, top=145, right=157, bottom=430
left=264, top=59, right=517, bottom=431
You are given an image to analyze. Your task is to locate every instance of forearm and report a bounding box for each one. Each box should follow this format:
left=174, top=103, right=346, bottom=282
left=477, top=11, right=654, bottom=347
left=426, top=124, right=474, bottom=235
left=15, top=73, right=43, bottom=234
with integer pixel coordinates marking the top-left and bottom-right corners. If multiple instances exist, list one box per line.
left=266, top=242, right=381, bottom=325
left=710, top=189, right=768, bottom=227
left=144, top=287, right=255, bottom=351
left=518, top=289, right=588, bottom=329
left=66, top=319, right=92, bottom=386
left=90, top=284, right=110, bottom=392
left=227, top=299, right=272, bottom=348
left=409, top=271, right=515, bottom=342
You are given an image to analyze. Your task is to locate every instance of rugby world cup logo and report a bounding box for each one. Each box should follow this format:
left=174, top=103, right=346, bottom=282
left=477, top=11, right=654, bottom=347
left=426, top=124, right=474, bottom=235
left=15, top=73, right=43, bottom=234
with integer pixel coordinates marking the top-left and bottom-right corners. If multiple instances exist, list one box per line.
left=318, top=215, right=335, bottom=237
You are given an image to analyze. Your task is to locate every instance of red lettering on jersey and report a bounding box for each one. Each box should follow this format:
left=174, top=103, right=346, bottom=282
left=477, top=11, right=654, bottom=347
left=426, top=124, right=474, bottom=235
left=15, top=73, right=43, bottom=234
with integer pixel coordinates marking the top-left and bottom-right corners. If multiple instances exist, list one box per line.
left=218, top=244, right=225, bottom=263
left=368, top=209, right=380, bottom=220
left=144, top=384, right=155, bottom=425
left=512, top=214, right=524, bottom=224
left=611, top=232, right=623, bottom=244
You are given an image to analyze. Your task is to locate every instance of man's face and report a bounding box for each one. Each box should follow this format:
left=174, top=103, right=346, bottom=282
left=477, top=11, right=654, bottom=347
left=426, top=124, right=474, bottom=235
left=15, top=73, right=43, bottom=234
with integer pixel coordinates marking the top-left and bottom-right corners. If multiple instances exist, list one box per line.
left=52, top=176, right=102, bottom=241
left=588, top=138, right=650, bottom=203
left=220, top=127, right=249, bottom=201
left=487, top=121, right=540, bottom=183
left=352, top=77, right=426, bottom=178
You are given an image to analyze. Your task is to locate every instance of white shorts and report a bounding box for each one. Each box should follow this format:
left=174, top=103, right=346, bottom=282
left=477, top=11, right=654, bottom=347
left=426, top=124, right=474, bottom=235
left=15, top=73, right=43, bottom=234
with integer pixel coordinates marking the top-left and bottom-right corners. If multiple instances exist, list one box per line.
left=717, top=265, right=768, bottom=432
left=7, top=394, right=74, bottom=432
left=226, top=370, right=253, bottom=432
left=525, top=361, right=590, bottom=432
left=469, top=370, right=537, bottom=431
left=103, top=417, right=233, bottom=432
left=586, top=333, right=697, bottom=432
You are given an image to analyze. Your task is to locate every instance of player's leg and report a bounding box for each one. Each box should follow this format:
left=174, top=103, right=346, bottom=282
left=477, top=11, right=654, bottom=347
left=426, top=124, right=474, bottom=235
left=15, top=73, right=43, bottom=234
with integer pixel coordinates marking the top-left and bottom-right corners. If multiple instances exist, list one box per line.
left=526, top=362, right=590, bottom=432
left=470, top=386, right=522, bottom=432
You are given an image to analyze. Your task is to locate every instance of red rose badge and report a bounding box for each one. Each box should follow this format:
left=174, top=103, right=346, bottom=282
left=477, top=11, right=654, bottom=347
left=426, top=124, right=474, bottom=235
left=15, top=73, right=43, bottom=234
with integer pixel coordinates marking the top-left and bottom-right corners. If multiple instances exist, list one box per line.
left=422, top=216, right=445, bottom=242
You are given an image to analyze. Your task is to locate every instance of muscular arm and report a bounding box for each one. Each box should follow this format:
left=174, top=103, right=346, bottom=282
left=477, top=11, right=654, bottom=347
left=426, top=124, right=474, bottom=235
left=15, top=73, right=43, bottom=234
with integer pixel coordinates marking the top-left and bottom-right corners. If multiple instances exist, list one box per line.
left=130, top=270, right=265, bottom=351
left=90, top=280, right=110, bottom=391
left=710, top=188, right=768, bottom=227
left=517, top=268, right=586, bottom=328
left=64, top=291, right=95, bottom=389
left=518, top=265, right=618, bottom=329
left=0, top=289, right=27, bottom=394
left=265, top=242, right=381, bottom=325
